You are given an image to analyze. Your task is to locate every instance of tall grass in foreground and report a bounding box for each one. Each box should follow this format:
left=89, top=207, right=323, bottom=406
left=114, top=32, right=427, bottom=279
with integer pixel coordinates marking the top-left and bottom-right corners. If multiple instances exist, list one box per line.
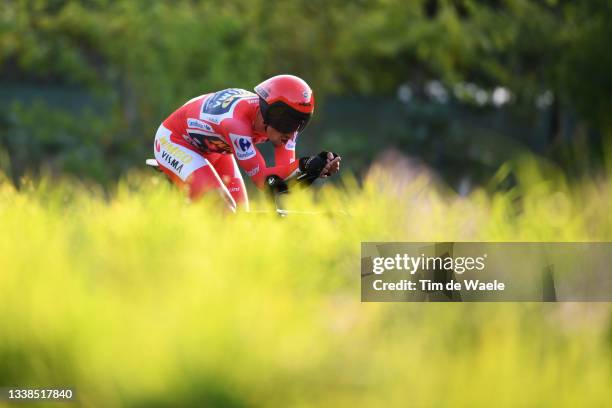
left=0, top=161, right=611, bottom=407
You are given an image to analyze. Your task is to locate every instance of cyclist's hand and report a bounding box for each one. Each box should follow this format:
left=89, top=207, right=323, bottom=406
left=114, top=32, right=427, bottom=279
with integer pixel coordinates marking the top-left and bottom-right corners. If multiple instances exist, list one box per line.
left=298, top=151, right=341, bottom=183
left=320, top=151, right=341, bottom=178
left=299, top=154, right=327, bottom=180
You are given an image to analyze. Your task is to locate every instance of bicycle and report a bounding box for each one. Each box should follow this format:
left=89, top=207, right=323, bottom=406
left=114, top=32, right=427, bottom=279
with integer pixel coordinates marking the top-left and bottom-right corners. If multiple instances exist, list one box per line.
left=145, top=158, right=347, bottom=218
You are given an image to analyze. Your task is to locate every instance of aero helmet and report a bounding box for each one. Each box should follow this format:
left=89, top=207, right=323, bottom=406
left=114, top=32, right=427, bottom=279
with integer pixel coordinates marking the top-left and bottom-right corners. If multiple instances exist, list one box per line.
left=254, top=74, right=314, bottom=133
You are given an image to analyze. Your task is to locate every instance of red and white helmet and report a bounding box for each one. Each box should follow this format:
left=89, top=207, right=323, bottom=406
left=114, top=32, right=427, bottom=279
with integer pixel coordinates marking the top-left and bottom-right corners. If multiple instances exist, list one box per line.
left=254, top=74, right=314, bottom=133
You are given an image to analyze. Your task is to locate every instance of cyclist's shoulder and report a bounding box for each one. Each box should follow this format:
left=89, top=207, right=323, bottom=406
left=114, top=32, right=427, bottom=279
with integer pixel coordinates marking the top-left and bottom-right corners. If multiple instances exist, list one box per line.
left=202, top=88, right=257, bottom=111
left=200, top=88, right=257, bottom=129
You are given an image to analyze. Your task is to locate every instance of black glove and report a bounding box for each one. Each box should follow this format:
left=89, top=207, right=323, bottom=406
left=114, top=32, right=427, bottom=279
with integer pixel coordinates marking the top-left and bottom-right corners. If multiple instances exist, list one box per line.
left=265, top=175, right=289, bottom=196
left=298, top=151, right=333, bottom=179
left=298, top=151, right=339, bottom=184
left=299, top=155, right=325, bottom=178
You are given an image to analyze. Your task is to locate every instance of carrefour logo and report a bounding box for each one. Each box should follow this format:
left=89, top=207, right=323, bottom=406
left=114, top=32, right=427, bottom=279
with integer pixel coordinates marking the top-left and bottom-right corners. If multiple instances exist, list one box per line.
left=235, top=137, right=251, bottom=152
left=229, top=134, right=256, bottom=160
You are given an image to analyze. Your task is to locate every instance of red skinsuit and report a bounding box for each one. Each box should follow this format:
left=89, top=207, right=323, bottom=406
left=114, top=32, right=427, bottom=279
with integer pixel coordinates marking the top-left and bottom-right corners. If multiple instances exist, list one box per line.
left=153, top=88, right=300, bottom=210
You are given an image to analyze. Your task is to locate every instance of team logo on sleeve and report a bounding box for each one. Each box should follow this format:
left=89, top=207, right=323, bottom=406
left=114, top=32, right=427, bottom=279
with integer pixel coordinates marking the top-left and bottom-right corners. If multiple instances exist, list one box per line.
left=247, top=165, right=260, bottom=176
left=187, top=118, right=214, bottom=133
left=285, top=134, right=298, bottom=150
left=229, top=134, right=256, bottom=160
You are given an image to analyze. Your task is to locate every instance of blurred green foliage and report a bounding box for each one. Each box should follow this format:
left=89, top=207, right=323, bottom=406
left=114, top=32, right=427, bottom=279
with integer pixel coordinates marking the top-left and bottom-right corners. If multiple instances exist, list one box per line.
left=1, top=165, right=612, bottom=406
left=1, top=0, right=611, bottom=184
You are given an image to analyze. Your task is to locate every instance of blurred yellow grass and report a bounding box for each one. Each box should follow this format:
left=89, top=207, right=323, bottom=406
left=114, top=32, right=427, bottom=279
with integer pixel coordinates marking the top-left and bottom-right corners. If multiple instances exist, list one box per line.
left=0, top=166, right=611, bottom=407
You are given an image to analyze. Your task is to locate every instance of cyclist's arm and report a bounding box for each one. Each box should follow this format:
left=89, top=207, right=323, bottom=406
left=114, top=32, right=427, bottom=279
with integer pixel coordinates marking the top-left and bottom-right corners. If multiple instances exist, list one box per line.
left=274, top=133, right=297, bottom=166
left=222, top=124, right=299, bottom=189
left=273, top=132, right=301, bottom=180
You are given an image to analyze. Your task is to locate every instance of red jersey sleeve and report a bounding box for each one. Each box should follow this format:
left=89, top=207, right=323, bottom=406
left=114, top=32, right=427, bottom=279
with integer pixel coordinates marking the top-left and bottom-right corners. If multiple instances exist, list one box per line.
left=221, top=120, right=299, bottom=189
left=274, top=132, right=298, bottom=167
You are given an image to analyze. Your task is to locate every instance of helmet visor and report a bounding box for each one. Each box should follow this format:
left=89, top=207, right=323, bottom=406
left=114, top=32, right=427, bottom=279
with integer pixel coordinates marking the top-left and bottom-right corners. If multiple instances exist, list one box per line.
left=263, top=101, right=311, bottom=134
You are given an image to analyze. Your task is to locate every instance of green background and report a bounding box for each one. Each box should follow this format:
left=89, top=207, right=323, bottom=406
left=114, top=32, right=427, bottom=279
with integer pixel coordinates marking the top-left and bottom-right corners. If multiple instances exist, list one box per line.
left=2, top=0, right=611, bottom=188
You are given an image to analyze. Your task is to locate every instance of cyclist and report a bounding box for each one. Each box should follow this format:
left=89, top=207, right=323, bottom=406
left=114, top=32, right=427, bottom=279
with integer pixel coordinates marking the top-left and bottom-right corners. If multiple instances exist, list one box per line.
left=153, top=74, right=341, bottom=212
